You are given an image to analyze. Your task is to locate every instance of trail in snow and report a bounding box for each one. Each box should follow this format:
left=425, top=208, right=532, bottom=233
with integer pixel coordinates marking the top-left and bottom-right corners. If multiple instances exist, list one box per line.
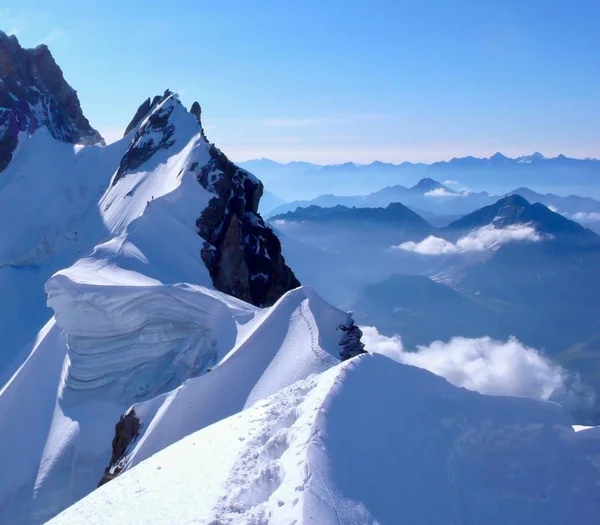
left=48, top=354, right=600, bottom=525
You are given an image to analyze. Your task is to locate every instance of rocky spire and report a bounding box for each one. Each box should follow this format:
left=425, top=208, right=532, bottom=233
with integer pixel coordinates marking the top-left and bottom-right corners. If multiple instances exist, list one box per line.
left=0, top=31, right=104, bottom=172
left=120, top=91, right=300, bottom=307
left=122, top=89, right=172, bottom=136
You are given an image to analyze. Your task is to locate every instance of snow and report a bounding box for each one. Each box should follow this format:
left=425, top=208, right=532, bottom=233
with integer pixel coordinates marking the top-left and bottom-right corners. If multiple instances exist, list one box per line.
left=0, top=266, right=349, bottom=523
left=3, top=90, right=600, bottom=525
left=0, top=93, right=333, bottom=523
left=116, top=286, right=347, bottom=473
left=48, top=354, right=600, bottom=525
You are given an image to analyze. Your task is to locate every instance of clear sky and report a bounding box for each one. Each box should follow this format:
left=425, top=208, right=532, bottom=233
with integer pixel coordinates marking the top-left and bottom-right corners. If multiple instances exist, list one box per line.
left=2, top=0, right=599, bottom=163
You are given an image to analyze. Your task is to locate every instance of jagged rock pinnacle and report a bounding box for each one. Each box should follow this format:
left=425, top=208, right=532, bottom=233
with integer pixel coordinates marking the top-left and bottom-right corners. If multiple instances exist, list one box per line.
left=0, top=30, right=103, bottom=172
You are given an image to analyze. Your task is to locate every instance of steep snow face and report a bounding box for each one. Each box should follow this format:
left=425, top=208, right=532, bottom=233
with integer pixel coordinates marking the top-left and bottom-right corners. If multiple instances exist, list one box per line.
left=0, top=130, right=130, bottom=373
left=0, top=89, right=307, bottom=523
left=0, top=276, right=350, bottom=524
left=100, top=286, right=349, bottom=479
left=0, top=31, right=103, bottom=172
left=49, top=354, right=600, bottom=525
left=0, top=91, right=298, bottom=378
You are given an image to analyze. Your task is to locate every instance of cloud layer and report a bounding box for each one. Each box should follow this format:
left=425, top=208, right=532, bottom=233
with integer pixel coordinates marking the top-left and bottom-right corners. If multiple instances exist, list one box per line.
left=361, top=327, right=564, bottom=400
left=394, top=224, right=544, bottom=255
left=424, top=188, right=462, bottom=198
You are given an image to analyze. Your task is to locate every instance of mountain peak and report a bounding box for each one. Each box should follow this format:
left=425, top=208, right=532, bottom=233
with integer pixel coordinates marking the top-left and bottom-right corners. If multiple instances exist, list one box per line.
left=0, top=30, right=103, bottom=172
left=448, top=194, right=598, bottom=241
left=410, top=178, right=454, bottom=194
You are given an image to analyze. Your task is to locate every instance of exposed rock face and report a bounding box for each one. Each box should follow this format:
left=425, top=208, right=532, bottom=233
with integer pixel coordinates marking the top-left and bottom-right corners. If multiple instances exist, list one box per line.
left=0, top=31, right=103, bottom=172
left=113, top=90, right=176, bottom=185
left=195, top=141, right=300, bottom=307
left=339, top=320, right=366, bottom=360
left=122, top=91, right=170, bottom=136
left=116, top=92, right=299, bottom=307
left=99, top=408, right=142, bottom=487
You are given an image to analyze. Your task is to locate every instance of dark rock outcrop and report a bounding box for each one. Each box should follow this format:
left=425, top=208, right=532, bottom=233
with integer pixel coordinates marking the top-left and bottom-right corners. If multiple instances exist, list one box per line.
left=112, top=90, right=176, bottom=185
left=338, top=320, right=366, bottom=360
left=123, top=91, right=170, bottom=136
left=116, top=91, right=300, bottom=307
left=0, top=31, right=103, bottom=172
left=195, top=143, right=300, bottom=306
left=99, top=408, right=142, bottom=486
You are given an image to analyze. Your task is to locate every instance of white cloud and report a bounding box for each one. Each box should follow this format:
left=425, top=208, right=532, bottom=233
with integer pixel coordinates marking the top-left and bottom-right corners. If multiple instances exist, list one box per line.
left=393, top=235, right=458, bottom=255
left=456, top=224, right=543, bottom=251
left=362, top=327, right=564, bottom=400
left=8, top=26, right=24, bottom=37
left=394, top=224, right=544, bottom=255
left=572, top=212, right=600, bottom=222
left=548, top=205, right=559, bottom=213
left=443, top=180, right=459, bottom=186
left=38, top=27, right=64, bottom=45
left=424, top=188, right=461, bottom=198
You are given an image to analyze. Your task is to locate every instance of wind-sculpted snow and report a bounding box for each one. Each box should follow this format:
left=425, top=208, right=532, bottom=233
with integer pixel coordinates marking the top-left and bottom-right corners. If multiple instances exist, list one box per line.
left=49, top=354, right=600, bottom=525
left=0, top=274, right=351, bottom=523
left=101, top=286, right=349, bottom=478
left=0, top=86, right=313, bottom=523
left=46, top=274, right=255, bottom=402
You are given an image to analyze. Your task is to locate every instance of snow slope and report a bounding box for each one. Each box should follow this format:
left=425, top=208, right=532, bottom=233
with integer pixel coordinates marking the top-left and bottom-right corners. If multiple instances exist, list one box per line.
left=0, top=129, right=130, bottom=375
left=49, top=353, right=600, bottom=525
left=0, top=272, right=348, bottom=523
left=0, top=93, right=344, bottom=524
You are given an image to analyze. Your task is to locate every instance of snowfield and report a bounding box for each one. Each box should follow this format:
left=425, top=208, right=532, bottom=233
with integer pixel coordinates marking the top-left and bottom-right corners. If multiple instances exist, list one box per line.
left=49, top=354, right=600, bottom=525
left=2, top=89, right=600, bottom=525
left=0, top=93, right=353, bottom=523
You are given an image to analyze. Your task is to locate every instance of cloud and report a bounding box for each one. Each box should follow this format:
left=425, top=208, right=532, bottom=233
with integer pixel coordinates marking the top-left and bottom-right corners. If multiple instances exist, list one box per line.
left=572, top=212, right=600, bottom=222
left=394, top=224, right=544, bottom=255
left=443, top=180, right=459, bottom=186
left=456, top=224, right=543, bottom=251
left=8, top=26, right=24, bottom=37
left=362, top=327, right=564, bottom=400
left=38, top=28, right=65, bottom=45
left=393, top=235, right=458, bottom=255
left=424, top=188, right=462, bottom=198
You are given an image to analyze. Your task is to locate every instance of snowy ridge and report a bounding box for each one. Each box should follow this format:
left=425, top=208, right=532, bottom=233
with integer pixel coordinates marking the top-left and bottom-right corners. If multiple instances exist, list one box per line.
left=49, top=354, right=600, bottom=525
left=0, top=87, right=315, bottom=523
left=102, top=285, right=347, bottom=476
left=0, top=272, right=350, bottom=523
left=0, top=128, right=129, bottom=268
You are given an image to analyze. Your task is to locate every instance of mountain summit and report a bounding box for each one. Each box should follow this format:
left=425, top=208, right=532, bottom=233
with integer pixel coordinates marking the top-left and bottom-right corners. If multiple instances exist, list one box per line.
left=448, top=194, right=598, bottom=240
left=0, top=31, right=103, bottom=172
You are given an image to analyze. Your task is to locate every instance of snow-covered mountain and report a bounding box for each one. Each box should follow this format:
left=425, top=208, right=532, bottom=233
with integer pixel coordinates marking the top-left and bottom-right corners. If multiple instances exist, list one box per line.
left=1, top=32, right=600, bottom=525
left=49, top=354, right=600, bottom=525
left=0, top=31, right=103, bottom=173
left=0, top=34, right=313, bottom=523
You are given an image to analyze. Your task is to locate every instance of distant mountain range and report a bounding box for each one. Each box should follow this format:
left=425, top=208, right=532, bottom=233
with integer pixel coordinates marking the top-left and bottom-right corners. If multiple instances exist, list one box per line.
left=239, top=154, right=600, bottom=201
left=266, top=178, right=600, bottom=232
left=272, top=195, right=600, bottom=416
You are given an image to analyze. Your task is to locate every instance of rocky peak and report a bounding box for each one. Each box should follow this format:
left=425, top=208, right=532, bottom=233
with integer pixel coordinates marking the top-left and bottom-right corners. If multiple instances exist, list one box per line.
left=118, top=91, right=300, bottom=307
left=0, top=31, right=103, bottom=172
left=195, top=142, right=300, bottom=306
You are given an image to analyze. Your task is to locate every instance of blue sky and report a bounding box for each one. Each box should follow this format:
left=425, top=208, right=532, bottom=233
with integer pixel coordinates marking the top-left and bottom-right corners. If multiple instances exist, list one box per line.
left=2, top=0, right=599, bottom=163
